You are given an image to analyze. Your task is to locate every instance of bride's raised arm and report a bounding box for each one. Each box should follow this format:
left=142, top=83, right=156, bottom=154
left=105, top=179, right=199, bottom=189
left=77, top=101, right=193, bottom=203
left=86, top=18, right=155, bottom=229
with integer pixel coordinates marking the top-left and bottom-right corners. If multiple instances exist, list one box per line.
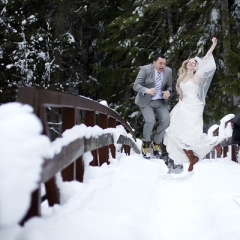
left=195, top=37, right=218, bottom=104
left=193, top=37, right=217, bottom=85
left=204, top=37, right=217, bottom=58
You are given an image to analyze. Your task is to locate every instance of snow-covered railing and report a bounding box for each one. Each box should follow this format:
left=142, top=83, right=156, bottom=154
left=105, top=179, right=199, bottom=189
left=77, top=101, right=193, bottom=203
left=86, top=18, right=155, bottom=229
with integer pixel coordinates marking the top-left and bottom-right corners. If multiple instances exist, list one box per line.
left=16, top=86, right=140, bottom=225
left=206, top=114, right=239, bottom=161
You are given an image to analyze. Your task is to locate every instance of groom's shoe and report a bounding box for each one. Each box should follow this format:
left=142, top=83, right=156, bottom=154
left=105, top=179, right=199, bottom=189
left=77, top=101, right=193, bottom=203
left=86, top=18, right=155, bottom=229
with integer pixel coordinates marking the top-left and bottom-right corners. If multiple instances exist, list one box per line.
left=141, top=141, right=151, bottom=159
left=151, top=141, right=162, bottom=158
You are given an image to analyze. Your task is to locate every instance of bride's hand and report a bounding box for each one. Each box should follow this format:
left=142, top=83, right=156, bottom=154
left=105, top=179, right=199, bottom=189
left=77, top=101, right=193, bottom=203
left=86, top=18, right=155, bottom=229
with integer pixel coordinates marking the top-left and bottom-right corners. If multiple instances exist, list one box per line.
left=179, top=93, right=183, bottom=101
left=212, top=37, right=217, bottom=45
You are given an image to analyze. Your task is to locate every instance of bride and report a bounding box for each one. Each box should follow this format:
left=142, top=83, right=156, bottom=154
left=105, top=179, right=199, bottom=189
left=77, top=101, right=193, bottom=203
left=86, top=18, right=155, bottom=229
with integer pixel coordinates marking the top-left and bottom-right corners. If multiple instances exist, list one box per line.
left=163, top=37, right=222, bottom=172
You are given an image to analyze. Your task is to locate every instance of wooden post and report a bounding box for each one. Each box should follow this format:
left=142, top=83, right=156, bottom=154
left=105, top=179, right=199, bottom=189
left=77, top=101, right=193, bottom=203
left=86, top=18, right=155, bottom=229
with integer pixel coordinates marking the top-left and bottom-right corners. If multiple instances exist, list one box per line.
left=85, top=110, right=98, bottom=166
left=76, top=156, right=84, bottom=182
left=20, top=188, right=41, bottom=226
left=232, top=145, right=237, bottom=162
left=98, top=113, right=109, bottom=165
left=61, top=107, right=76, bottom=181
left=223, top=146, right=228, bottom=158
left=44, top=177, right=60, bottom=206
left=108, top=117, right=116, bottom=159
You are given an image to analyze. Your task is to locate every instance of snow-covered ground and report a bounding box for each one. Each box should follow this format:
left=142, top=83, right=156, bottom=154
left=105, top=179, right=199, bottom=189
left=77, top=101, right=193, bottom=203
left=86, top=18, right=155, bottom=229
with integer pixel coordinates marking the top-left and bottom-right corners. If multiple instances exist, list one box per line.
left=1, top=102, right=240, bottom=240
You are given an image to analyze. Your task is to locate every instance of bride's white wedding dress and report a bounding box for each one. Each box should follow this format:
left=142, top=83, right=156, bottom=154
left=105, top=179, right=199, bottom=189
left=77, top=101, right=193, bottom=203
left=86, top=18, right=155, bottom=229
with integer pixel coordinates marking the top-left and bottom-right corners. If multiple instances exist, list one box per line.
left=164, top=54, right=221, bottom=164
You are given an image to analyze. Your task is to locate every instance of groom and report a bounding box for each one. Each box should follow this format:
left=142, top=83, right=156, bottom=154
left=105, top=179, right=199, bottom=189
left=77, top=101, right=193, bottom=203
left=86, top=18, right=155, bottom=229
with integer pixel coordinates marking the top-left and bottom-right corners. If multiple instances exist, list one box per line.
left=133, top=53, right=172, bottom=159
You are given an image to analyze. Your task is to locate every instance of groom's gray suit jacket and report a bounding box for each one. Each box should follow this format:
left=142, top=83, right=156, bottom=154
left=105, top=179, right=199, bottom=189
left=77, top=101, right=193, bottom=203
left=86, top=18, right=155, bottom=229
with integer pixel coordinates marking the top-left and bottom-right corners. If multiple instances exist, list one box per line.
left=133, top=64, right=173, bottom=108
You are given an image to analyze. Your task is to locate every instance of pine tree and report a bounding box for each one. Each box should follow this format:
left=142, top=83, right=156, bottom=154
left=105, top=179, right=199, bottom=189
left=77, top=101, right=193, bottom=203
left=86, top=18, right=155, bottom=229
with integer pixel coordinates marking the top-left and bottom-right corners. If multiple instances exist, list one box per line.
left=1, top=0, right=239, bottom=139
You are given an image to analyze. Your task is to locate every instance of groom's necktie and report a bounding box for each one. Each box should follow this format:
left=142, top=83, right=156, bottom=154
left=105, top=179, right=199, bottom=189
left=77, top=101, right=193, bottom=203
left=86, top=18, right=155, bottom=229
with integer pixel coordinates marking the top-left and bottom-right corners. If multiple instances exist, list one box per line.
left=154, top=72, right=163, bottom=98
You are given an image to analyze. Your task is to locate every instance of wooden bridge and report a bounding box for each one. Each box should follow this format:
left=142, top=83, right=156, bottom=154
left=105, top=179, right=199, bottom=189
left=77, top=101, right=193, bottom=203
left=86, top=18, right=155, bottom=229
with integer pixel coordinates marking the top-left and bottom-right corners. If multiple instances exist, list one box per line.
left=16, top=86, right=140, bottom=225
left=15, top=87, right=238, bottom=226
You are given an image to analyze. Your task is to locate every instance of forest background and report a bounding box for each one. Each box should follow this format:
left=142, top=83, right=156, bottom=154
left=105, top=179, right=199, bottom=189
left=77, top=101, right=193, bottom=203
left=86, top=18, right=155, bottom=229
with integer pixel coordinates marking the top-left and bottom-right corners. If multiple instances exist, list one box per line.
left=0, top=0, right=240, bottom=139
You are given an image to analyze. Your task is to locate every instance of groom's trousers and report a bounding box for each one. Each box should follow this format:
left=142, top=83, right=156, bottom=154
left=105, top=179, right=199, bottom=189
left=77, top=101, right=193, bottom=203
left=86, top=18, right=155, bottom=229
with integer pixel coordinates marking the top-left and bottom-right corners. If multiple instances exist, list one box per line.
left=140, top=99, right=170, bottom=144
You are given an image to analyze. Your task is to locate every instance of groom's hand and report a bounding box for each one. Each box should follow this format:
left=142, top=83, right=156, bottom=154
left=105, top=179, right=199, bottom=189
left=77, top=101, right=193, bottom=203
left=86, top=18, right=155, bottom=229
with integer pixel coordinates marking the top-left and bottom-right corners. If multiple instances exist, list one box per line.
left=162, top=90, right=171, bottom=99
left=146, top=88, right=156, bottom=95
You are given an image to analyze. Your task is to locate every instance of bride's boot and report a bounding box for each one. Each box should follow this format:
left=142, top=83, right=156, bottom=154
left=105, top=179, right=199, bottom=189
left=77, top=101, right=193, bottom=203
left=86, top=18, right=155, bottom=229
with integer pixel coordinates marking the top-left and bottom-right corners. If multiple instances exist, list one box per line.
left=183, top=149, right=199, bottom=172
left=214, top=143, right=222, bottom=156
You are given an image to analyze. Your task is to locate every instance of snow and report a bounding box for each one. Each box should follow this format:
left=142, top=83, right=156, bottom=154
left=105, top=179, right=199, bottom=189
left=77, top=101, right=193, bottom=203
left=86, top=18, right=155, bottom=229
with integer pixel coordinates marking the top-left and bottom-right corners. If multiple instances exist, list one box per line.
left=211, top=8, right=219, bottom=23
left=0, top=103, right=51, bottom=227
left=129, top=111, right=139, bottom=118
left=99, top=100, right=108, bottom=107
left=219, top=113, right=235, bottom=138
left=133, top=7, right=143, bottom=18
left=1, top=102, right=240, bottom=240
left=207, top=124, right=219, bottom=136
left=208, top=113, right=235, bottom=139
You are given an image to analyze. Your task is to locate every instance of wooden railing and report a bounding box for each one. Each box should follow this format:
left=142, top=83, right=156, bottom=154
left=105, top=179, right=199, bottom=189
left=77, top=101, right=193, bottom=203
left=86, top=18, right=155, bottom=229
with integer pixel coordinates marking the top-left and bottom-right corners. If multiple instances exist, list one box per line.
left=206, top=114, right=239, bottom=162
left=16, top=86, right=140, bottom=225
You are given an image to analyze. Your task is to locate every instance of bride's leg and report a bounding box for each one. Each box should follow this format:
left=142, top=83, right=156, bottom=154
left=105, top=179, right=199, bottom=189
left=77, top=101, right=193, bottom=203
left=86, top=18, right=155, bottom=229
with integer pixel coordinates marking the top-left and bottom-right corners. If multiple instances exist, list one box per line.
left=214, top=143, right=222, bottom=156
left=183, top=149, right=199, bottom=172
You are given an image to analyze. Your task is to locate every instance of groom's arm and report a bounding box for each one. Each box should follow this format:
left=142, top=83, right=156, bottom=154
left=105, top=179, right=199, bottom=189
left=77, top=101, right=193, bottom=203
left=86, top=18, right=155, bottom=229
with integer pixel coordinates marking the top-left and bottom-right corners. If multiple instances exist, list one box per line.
left=166, top=67, right=173, bottom=93
left=133, top=66, right=148, bottom=95
left=162, top=67, right=173, bottom=99
left=133, top=65, right=156, bottom=96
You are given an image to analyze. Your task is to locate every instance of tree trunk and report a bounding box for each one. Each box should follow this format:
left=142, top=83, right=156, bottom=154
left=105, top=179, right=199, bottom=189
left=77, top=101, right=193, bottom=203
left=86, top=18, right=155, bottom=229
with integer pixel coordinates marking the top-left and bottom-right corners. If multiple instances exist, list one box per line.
left=167, top=7, right=177, bottom=81
left=220, top=0, right=231, bottom=76
left=220, top=0, right=235, bottom=110
left=52, top=0, right=66, bottom=88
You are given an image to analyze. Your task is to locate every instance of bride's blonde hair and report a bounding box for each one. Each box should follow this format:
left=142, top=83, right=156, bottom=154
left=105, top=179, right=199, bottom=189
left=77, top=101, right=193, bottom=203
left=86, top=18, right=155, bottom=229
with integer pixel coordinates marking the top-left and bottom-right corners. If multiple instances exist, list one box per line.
left=177, top=58, right=198, bottom=81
